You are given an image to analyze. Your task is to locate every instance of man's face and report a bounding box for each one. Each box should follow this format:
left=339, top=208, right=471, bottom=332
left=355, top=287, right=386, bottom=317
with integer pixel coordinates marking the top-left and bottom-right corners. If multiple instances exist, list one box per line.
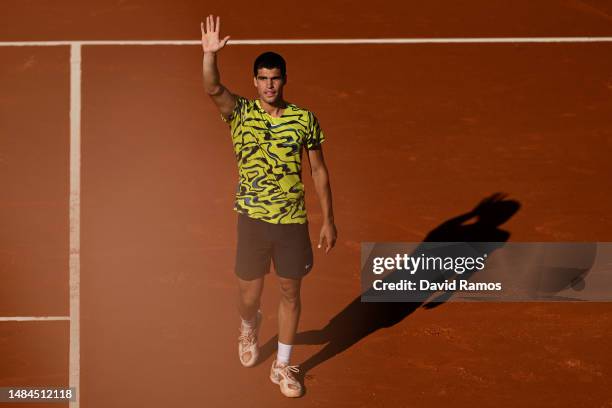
left=253, top=67, right=286, bottom=104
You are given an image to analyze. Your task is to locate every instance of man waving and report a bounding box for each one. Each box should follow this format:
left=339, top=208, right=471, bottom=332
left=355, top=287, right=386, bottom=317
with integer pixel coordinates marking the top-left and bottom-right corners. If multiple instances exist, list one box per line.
left=201, top=15, right=337, bottom=398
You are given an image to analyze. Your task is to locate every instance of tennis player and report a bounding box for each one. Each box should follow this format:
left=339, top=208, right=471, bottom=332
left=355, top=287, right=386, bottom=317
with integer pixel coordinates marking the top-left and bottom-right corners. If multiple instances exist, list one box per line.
left=201, top=15, right=337, bottom=397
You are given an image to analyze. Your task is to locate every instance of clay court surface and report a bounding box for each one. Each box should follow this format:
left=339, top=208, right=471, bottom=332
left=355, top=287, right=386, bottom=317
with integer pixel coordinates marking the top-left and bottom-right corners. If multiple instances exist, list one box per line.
left=1, top=1, right=612, bottom=407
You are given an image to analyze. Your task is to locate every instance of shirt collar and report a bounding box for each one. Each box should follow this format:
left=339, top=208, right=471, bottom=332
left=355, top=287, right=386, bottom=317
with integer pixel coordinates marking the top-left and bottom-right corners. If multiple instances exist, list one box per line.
left=255, top=99, right=289, bottom=118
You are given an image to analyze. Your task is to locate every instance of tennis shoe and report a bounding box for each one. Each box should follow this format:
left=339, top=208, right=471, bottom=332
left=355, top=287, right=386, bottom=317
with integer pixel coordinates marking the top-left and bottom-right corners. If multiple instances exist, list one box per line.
left=270, top=359, right=303, bottom=398
left=238, top=310, right=262, bottom=367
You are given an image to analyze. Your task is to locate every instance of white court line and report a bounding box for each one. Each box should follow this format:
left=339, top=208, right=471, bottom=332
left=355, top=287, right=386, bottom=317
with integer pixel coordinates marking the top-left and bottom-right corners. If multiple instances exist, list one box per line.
left=0, top=37, right=612, bottom=46
left=0, top=316, right=70, bottom=321
left=69, top=43, right=81, bottom=408
left=0, top=40, right=82, bottom=408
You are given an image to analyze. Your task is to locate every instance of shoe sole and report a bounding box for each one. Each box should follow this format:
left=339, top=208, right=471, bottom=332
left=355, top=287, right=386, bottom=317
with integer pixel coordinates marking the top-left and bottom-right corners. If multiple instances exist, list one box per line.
left=270, top=369, right=302, bottom=398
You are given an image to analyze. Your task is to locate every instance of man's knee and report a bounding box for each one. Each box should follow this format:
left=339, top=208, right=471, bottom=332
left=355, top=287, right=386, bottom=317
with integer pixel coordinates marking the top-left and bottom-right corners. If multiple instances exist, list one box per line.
left=279, top=278, right=301, bottom=305
left=240, top=291, right=261, bottom=309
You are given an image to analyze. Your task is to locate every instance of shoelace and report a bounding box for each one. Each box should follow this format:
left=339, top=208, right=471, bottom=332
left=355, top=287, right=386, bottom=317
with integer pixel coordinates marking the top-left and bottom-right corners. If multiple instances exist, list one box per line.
left=280, top=364, right=300, bottom=381
left=238, top=328, right=256, bottom=346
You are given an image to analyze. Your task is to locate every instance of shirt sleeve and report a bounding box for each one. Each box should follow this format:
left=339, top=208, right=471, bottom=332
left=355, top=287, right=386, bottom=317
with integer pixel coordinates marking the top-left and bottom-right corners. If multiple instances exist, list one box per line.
left=220, top=96, right=247, bottom=128
left=305, top=111, right=325, bottom=149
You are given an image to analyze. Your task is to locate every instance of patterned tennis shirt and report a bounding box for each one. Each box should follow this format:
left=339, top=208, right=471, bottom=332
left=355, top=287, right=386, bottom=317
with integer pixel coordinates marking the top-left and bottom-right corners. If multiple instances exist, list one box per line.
left=221, top=97, right=325, bottom=224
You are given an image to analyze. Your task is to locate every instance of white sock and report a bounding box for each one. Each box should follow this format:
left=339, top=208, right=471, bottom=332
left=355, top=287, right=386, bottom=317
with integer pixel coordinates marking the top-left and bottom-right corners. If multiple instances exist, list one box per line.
left=277, top=341, right=292, bottom=365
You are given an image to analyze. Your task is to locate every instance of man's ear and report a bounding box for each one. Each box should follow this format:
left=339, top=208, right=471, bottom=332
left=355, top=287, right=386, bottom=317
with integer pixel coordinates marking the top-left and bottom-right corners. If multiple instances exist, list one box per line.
left=253, top=76, right=257, bottom=87
left=283, top=75, right=288, bottom=85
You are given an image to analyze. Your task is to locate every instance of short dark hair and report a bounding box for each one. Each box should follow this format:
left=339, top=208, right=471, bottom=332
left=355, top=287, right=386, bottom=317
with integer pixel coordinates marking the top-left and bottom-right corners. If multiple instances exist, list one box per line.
left=253, top=52, right=286, bottom=78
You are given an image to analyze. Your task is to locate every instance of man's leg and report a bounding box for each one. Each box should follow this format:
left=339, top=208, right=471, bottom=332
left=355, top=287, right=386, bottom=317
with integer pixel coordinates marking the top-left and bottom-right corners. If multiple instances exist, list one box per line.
left=269, top=222, right=311, bottom=397
left=269, top=276, right=304, bottom=397
left=237, top=276, right=264, bottom=322
left=236, top=276, right=265, bottom=367
left=235, top=214, right=271, bottom=367
left=277, top=276, right=301, bottom=346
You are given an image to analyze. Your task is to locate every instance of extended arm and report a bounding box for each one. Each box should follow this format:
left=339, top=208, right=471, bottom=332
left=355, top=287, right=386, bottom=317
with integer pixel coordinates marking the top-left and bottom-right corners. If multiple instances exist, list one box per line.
left=201, top=15, right=237, bottom=119
left=307, top=147, right=337, bottom=253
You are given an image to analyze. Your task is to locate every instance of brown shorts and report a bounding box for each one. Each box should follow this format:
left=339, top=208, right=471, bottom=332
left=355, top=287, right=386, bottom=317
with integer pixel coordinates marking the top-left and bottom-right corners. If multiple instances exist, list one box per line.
left=235, top=213, right=313, bottom=281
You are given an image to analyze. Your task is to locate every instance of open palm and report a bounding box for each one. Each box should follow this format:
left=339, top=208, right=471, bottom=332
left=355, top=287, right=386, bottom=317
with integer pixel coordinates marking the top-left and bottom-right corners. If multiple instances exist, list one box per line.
left=201, top=15, right=230, bottom=53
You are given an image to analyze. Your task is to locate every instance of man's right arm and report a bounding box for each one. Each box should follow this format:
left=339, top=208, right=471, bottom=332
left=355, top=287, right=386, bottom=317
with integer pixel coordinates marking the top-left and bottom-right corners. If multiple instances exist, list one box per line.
left=201, top=15, right=237, bottom=120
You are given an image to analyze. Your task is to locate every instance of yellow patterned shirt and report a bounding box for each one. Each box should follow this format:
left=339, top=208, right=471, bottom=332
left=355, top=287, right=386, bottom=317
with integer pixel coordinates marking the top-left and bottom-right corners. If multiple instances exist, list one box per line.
left=221, top=97, right=325, bottom=224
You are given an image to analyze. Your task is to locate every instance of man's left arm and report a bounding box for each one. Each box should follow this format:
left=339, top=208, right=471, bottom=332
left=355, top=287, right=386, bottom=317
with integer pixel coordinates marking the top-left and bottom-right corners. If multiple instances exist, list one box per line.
left=307, top=147, right=337, bottom=253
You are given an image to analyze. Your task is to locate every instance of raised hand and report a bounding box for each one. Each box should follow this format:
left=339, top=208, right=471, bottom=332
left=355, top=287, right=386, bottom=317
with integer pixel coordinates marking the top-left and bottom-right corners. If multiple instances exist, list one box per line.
left=201, top=15, right=230, bottom=53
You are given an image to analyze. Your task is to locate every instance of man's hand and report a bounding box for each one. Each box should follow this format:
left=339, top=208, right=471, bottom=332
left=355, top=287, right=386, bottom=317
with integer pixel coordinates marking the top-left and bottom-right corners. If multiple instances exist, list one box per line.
left=318, top=221, right=337, bottom=254
left=201, top=15, right=230, bottom=53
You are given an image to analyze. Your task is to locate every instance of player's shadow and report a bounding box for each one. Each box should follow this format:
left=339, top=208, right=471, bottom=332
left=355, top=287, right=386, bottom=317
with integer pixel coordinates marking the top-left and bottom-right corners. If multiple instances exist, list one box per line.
left=258, top=192, right=520, bottom=380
